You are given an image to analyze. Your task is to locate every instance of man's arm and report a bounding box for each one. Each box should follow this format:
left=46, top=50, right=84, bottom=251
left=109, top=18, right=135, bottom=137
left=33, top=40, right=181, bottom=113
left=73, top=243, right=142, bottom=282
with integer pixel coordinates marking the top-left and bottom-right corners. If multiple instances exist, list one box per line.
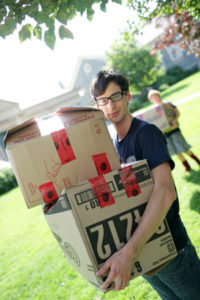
left=96, top=161, right=177, bottom=291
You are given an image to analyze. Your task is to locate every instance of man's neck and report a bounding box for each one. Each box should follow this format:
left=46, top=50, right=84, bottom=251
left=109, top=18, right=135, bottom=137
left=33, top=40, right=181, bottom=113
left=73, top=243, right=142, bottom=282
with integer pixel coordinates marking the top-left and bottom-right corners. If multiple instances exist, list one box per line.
left=113, top=113, right=133, bottom=141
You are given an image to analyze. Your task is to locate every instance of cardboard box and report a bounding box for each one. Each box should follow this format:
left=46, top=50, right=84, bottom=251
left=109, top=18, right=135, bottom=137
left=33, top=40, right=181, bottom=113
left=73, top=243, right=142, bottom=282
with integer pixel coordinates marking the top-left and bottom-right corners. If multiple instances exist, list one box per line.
left=134, top=103, right=177, bottom=133
left=4, top=107, right=121, bottom=208
left=43, top=160, right=177, bottom=290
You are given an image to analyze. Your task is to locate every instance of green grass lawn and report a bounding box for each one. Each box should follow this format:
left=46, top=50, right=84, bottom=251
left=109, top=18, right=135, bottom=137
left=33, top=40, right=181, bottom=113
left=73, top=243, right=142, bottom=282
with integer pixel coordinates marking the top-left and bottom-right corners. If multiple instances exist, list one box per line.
left=0, top=73, right=200, bottom=300
left=161, top=71, right=200, bottom=102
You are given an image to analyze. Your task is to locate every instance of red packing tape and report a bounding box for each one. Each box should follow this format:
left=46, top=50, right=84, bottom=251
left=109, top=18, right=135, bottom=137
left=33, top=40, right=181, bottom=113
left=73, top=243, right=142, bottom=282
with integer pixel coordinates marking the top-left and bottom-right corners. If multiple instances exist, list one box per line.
left=92, top=152, right=111, bottom=175
left=156, top=106, right=163, bottom=117
left=138, top=114, right=144, bottom=120
left=39, top=181, right=58, bottom=203
left=119, top=166, right=141, bottom=197
left=89, top=175, right=115, bottom=208
left=51, top=129, right=76, bottom=165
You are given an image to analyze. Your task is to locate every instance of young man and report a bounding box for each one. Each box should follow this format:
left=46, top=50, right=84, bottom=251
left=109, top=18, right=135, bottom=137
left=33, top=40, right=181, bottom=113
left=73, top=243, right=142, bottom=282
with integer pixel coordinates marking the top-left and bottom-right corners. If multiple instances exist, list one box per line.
left=148, top=89, right=200, bottom=172
left=90, top=70, right=200, bottom=299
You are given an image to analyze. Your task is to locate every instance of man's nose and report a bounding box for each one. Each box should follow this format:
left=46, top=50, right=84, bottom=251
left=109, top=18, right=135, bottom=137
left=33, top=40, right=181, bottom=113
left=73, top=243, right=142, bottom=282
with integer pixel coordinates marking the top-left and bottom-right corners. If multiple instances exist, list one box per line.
left=107, top=98, right=115, bottom=108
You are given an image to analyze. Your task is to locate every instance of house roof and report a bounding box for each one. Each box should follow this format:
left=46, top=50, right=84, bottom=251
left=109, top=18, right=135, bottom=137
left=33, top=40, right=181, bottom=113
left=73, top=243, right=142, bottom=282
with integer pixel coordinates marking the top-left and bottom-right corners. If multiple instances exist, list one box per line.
left=68, top=55, right=106, bottom=91
left=0, top=99, right=19, bottom=108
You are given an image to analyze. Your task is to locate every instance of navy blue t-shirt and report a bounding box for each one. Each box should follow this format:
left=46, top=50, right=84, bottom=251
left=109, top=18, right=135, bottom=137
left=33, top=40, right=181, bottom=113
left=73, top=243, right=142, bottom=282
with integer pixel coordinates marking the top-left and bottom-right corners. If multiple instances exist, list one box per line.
left=113, top=117, right=189, bottom=251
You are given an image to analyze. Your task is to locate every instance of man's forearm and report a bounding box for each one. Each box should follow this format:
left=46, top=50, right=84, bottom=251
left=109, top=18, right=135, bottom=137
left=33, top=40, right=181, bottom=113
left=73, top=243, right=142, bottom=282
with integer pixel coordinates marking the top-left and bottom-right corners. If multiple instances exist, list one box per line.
left=122, top=163, right=176, bottom=261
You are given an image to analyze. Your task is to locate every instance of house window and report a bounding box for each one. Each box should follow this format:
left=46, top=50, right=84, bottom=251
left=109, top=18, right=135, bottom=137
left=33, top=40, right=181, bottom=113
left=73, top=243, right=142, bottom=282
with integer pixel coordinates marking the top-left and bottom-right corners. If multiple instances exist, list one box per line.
left=166, top=45, right=183, bottom=61
left=83, top=63, right=92, bottom=74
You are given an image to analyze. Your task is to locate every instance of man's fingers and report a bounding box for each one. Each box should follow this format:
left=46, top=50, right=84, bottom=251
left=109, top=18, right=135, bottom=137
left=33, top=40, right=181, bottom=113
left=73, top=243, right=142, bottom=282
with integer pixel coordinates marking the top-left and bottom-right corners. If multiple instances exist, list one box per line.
left=100, top=277, right=113, bottom=291
left=113, top=278, right=122, bottom=291
left=96, top=253, right=132, bottom=291
left=99, top=272, right=131, bottom=292
left=96, top=261, right=110, bottom=277
left=99, top=269, right=116, bottom=291
left=101, top=278, right=128, bottom=292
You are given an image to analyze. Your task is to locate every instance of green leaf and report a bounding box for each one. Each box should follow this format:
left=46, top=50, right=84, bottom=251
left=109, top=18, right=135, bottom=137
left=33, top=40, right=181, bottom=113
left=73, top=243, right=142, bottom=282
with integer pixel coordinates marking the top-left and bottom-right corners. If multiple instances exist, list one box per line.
left=35, top=11, right=49, bottom=24
left=67, top=9, right=76, bottom=21
left=100, top=0, right=108, bottom=12
left=0, top=24, right=10, bottom=38
left=87, top=8, right=94, bottom=21
left=19, top=24, right=33, bottom=42
left=46, top=17, right=55, bottom=30
left=58, top=25, right=73, bottom=40
left=0, top=6, right=7, bottom=23
left=76, top=1, right=88, bottom=15
left=33, top=25, right=42, bottom=40
left=56, top=7, right=68, bottom=24
left=111, top=0, right=122, bottom=4
left=40, top=0, right=57, bottom=15
left=44, top=29, right=55, bottom=49
left=23, top=1, right=39, bottom=17
left=4, top=16, right=16, bottom=32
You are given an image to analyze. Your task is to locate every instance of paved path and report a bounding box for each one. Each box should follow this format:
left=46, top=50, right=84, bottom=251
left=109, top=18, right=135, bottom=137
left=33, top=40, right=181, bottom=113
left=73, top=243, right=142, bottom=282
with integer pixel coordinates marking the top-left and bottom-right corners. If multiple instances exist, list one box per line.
left=175, top=91, right=200, bottom=105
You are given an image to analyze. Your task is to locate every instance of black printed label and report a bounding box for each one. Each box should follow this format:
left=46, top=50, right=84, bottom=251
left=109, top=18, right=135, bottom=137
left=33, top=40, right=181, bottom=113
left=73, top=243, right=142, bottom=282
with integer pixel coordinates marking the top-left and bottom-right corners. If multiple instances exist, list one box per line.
left=86, top=203, right=169, bottom=264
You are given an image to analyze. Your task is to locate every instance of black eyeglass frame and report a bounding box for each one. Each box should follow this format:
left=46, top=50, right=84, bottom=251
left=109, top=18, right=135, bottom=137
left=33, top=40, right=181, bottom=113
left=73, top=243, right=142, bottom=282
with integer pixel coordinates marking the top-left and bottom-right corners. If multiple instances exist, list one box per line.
left=95, top=91, right=127, bottom=106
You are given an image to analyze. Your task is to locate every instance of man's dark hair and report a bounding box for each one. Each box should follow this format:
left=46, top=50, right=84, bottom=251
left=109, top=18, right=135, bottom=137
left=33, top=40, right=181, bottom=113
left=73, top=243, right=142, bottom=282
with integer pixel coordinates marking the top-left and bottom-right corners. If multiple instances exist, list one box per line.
left=90, top=70, right=129, bottom=99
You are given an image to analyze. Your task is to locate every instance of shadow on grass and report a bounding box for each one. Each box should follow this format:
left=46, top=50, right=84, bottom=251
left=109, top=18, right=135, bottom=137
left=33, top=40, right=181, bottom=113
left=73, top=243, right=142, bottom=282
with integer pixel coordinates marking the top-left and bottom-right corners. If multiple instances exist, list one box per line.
left=162, top=84, right=188, bottom=98
left=184, top=169, right=200, bottom=214
left=189, top=191, right=200, bottom=214
left=184, top=169, right=200, bottom=185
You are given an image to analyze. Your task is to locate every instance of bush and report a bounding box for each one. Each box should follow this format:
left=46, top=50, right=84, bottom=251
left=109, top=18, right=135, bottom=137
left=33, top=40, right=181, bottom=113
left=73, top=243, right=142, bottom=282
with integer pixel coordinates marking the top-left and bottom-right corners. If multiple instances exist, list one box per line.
left=129, top=94, right=149, bottom=113
left=159, top=83, right=170, bottom=91
left=0, top=168, right=18, bottom=195
left=183, top=65, right=199, bottom=77
left=156, top=65, right=199, bottom=89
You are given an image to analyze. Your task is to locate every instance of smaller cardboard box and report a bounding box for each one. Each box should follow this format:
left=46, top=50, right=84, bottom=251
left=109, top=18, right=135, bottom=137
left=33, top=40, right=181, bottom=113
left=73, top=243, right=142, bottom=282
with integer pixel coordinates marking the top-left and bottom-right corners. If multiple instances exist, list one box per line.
left=43, top=160, right=177, bottom=290
left=4, top=107, right=121, bottom=208
left=134, top=103, right=177, bottom=133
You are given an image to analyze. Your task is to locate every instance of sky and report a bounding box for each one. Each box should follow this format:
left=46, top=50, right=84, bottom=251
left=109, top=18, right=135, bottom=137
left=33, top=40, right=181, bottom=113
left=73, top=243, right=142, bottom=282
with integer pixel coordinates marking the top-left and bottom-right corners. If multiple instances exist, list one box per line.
left=0, top=2, right=158, bottom=109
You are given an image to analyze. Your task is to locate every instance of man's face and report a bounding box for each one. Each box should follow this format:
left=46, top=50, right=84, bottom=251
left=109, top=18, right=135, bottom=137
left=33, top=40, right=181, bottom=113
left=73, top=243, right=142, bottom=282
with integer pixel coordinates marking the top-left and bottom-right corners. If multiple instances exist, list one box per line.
left=95, top=81, right=130, bottom=124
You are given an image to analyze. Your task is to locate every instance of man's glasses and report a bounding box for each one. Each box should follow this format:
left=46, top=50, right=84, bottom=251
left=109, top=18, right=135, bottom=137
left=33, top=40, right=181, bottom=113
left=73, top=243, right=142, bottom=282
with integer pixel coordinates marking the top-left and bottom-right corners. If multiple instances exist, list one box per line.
left=95, top=91, right=126, bottom=106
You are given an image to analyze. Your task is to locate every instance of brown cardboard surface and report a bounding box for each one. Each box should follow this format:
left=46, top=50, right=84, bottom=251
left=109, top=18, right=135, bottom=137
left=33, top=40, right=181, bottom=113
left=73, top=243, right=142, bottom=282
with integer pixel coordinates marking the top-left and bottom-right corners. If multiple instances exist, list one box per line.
left=43, top=160, right=177, bottom=290
left=4, top=107, right=121, bottom=208
left=134, top=103, right=176, bottom=133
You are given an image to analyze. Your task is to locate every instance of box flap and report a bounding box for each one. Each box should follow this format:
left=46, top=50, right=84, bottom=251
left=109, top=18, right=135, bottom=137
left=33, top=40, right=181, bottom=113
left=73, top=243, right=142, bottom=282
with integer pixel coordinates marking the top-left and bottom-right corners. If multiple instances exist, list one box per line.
left=4, top=118, right=38, bottom=148
left=4, top=106, right=102, bottom=147
left=56, top=106, right=100, bottom=114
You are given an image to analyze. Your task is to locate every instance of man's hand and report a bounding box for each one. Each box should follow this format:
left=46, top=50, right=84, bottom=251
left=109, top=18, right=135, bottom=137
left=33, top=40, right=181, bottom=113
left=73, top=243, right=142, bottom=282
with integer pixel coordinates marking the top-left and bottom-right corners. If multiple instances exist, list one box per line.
left=96, top=162, right=176, bottom=293
left=96, top=246, right=135, bottom=292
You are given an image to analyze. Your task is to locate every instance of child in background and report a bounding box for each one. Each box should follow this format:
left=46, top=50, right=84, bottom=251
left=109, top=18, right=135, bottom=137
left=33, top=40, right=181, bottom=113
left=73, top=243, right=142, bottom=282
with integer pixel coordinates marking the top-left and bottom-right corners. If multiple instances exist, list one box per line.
left=148, top=89, right=200, bottom=172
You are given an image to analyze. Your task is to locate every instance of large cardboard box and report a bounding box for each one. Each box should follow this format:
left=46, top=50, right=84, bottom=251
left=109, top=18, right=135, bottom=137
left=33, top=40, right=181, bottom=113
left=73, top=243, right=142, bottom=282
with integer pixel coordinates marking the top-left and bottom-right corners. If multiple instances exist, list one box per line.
left=43, top=160, right=177, bottom=290
left=4, top=107, right=121, bottom=208
left=134, top=103, right=177, bottom=133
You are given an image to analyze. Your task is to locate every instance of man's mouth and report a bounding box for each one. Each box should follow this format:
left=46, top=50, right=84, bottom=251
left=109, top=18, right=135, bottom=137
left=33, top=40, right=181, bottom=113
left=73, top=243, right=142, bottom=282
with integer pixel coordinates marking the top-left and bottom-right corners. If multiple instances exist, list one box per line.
left=109, top=110, right=119, bottom=118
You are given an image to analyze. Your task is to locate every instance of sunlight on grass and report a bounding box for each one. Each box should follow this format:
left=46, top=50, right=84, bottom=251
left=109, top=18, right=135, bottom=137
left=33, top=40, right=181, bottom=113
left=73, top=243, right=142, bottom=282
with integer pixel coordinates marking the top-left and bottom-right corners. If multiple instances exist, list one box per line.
left=161, top=71, right=200, bottom=102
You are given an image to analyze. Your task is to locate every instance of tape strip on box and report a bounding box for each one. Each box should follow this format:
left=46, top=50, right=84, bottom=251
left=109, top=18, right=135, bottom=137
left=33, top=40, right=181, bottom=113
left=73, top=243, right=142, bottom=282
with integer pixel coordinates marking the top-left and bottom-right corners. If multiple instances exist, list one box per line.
left=89, top=175, right=115, bottom=208
left=51, top=129, right=76, bottom=165
left=155, top=106, right=163, bottom=117
left=92, top=153, right=112, bottom=175
left=119, top=165, right=141, bottom=197
left=39, top=181, right=58, bottom=203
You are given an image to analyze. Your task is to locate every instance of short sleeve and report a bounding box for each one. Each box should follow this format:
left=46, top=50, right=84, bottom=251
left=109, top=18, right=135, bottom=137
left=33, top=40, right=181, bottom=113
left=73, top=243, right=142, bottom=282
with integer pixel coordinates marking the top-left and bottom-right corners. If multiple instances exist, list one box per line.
left=136, top=124, right=175, bottom=171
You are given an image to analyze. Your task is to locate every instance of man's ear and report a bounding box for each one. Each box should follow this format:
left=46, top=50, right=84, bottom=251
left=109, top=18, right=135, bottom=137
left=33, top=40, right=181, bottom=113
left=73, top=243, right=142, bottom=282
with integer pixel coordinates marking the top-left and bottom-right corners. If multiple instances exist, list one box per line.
left=127, top=91, right=132, bottom=103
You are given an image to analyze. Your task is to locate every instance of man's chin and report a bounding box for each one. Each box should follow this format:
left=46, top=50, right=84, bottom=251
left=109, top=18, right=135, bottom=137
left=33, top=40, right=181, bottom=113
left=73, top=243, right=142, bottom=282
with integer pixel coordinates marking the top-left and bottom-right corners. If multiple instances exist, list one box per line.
left=108, top=117, right=117, bottom=124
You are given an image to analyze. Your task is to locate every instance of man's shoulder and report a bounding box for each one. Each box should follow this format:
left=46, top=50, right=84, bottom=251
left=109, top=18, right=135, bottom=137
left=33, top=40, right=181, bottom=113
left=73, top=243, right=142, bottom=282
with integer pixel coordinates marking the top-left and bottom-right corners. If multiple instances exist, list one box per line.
left=133, top=117, right=161, bottom=134
left=133, top=117, right=150, bottom=128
